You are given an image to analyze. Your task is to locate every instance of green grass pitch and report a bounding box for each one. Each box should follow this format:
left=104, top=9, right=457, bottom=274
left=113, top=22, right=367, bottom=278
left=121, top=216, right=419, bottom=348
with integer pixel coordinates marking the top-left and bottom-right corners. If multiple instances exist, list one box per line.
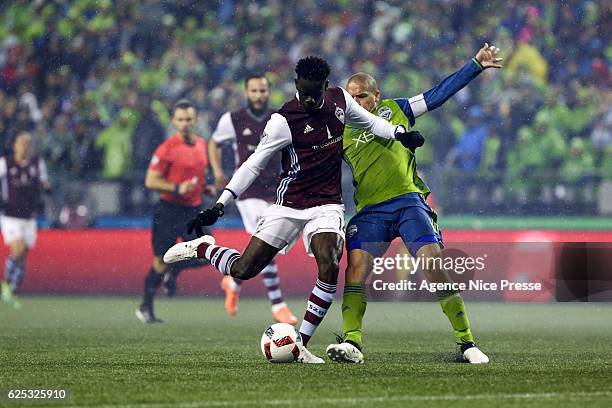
left=1, top=297, right=611, bottom=407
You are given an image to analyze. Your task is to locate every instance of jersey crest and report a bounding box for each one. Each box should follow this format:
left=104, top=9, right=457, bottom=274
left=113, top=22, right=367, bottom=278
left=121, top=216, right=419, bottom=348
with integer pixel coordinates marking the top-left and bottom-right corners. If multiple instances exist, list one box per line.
left=378, top=106, right=392, bottom=119
left=335, top=106, right=345, bottom=124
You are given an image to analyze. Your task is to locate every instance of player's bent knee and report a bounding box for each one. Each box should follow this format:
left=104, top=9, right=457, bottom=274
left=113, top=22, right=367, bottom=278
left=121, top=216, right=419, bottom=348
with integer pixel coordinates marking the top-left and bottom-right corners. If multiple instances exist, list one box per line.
left=317, top=260, right=340, bottom=284
left=10, top=241, right=27, bottom=260
left=416, top=243, right=442, bottom=260
left=153, top=258, right=168, bottom=274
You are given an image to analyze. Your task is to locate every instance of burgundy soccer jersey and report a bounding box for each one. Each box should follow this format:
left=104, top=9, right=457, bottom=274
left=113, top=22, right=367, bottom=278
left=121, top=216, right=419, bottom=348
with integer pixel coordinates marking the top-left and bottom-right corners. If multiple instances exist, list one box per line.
left=0, top=156, right=48, bottom=219
left=274, top=87, right=346, bottom=209
left=217, top=86, right=398, bottom=210
left=229, top=108, right=279, bottom=201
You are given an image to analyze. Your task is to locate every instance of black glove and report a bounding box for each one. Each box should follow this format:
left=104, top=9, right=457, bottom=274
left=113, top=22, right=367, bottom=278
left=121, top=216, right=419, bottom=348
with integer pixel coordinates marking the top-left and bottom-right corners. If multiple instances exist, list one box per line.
left=394, top=125, right=425, bottom=152
left=187, top=203, right=224, bottom=236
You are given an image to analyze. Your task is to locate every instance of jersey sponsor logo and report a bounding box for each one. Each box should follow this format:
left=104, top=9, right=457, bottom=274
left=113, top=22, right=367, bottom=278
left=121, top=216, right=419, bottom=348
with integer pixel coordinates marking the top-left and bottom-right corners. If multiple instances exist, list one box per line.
left=312, top=135, right=342, bottom=150
left=243, top=128, right=253, bottom=136
left=352, top=130, right=375, bottom=147
left=304, top=124, right=314, bottom=134
left=378, top=106, right=392, bottom=119
left=335, top=106, right=345, bottom=124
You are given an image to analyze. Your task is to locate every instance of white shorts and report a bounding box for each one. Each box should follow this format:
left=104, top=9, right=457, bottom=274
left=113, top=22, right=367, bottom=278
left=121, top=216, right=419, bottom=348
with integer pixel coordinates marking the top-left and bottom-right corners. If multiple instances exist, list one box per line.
left=1, top=215, right=37, bottom=248
left=254, top=204, right=345, bottom=257
left=235, top=198, right=272, bottom=235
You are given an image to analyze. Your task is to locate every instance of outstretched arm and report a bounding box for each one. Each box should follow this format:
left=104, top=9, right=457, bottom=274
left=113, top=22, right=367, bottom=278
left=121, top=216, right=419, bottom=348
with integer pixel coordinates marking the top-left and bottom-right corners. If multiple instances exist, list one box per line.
left=396, top=43, right=502, bottom=125
left=188, top=113, right=291, bottom=235
left=216, top=113, right=291, bottom=206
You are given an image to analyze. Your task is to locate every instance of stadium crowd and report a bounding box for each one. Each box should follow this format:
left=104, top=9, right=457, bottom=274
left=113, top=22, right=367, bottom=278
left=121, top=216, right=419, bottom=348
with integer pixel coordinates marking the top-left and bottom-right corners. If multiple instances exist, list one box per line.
left=0, top=0, right=610, bottom=219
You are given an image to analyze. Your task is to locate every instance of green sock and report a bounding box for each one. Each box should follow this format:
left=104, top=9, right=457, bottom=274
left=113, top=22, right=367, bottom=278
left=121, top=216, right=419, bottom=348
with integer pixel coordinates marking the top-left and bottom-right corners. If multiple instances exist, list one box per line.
left=437, top=291, right=474, bottom=345
left=342, top=282, right=367, bottom=348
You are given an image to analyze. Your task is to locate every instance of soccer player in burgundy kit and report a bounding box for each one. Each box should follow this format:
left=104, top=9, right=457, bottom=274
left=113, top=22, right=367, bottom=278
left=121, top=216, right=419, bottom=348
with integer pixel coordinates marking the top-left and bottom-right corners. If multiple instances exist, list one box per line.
left=136, top=100, right=209, bottom=323
left=0, top=131, right=49, bottom=308
left=164, top=57, right=420, bottom=362
left=208, top=74, right=298, bottom=324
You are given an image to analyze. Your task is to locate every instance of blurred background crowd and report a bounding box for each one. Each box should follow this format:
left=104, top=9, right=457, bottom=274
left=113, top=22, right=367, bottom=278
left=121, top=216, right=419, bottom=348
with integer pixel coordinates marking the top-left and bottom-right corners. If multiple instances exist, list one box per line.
left=0, top=0, right=610, bottom=226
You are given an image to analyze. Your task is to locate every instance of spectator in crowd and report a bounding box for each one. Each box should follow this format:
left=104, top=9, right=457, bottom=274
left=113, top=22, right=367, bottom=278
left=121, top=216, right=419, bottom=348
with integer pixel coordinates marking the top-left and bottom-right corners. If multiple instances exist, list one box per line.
left=0, top=0, right=608, bottom=216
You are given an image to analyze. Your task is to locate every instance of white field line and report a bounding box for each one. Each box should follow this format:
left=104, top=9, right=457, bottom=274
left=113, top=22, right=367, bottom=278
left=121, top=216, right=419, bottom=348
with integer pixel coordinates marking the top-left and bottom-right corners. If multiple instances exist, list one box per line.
left=59, top=390, right=612, bottom=408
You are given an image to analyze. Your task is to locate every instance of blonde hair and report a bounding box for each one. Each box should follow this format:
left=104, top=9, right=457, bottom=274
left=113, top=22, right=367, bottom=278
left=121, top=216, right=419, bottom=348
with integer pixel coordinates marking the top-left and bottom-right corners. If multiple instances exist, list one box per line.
left=346, top=72, right=378, bottom=93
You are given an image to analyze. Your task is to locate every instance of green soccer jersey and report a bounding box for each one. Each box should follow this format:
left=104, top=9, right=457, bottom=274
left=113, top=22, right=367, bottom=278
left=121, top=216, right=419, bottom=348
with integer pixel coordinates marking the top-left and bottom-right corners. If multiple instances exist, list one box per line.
left=343, top=99, right=430, bottom=213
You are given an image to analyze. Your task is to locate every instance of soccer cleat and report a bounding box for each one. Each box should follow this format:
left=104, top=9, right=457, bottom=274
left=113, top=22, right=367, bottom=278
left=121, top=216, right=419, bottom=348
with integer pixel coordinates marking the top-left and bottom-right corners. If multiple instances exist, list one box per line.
left=135, top=304, right=163, bottom=324
left=461, top=343, right=489, bottom=364
left=221, top=276, right=239, bottom=316
left=326, top=341, right=364, bottom=364
left=163, top=235, right=215, bottom=264
left=295, top=344, right=325, bottom=364
left=1, top=281, right=20, bottom=309
left=1, top=281, right=12, bottom=303
left=272, top=303, right=298, bottom=325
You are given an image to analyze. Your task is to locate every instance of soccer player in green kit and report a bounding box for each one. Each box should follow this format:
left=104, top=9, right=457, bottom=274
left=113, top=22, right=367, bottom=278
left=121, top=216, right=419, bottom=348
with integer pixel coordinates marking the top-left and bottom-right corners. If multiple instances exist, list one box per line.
left=326, top=43, right=502, bottom=364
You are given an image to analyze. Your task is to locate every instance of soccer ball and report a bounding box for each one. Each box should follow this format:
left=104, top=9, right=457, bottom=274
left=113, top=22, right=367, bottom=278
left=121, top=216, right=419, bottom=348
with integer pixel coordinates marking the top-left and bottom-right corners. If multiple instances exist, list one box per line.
left=260, top=323, right=301, bottom=363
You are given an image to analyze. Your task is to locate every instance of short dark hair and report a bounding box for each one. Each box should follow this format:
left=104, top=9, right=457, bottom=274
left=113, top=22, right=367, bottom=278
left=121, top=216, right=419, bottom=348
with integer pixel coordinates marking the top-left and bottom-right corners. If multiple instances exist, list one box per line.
left=173, top=99, right=195, bottom=115
left=244, top=74, right=268, bottom=88
left=295, top=56, right=330, bottom=81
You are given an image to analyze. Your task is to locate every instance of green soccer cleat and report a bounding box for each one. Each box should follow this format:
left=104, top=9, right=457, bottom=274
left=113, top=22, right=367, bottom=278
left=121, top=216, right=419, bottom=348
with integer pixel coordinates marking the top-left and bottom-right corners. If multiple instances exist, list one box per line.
left=1, top=281, right=21, bottom=309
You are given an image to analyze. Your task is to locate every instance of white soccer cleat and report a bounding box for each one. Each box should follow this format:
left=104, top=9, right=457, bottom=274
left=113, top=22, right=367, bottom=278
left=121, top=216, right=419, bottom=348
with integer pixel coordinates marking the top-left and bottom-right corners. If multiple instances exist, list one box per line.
left=326, top=342, right=364, bottom=364
left=295, top=345, right=325, bottom=364
left=462, top=346, right=490, bottom=364
left=163, top=235, right=215, bottom=264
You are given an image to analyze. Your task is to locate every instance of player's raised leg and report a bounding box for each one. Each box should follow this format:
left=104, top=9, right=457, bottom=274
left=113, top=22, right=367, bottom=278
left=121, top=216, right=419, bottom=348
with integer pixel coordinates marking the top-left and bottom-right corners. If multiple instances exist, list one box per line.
left=166, top=234, right=279, bottom=281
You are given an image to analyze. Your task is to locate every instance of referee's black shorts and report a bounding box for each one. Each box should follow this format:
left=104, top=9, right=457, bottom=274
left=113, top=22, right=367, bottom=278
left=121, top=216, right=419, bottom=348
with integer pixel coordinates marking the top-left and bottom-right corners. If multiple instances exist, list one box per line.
left=152, top=201, right=210, bottom=257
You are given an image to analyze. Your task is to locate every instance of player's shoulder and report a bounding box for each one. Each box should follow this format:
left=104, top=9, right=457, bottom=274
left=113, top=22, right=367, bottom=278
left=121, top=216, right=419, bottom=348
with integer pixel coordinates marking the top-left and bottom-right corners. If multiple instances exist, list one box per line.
left=334, top=86, right=352, bottom=105
left=278, top=95, right=300, bottom=114
left=266, top=112, right=290, bottom=129
left=261, top=113, right=291, bottom=141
